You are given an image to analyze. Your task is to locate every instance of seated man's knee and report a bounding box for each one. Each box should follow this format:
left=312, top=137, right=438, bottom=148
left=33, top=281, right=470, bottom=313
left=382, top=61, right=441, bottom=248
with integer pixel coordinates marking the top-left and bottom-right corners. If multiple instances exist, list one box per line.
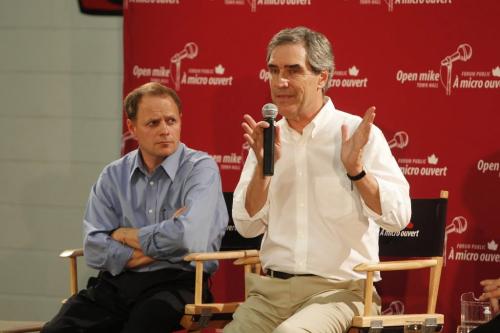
left=273, top=320, right=308, bottom=333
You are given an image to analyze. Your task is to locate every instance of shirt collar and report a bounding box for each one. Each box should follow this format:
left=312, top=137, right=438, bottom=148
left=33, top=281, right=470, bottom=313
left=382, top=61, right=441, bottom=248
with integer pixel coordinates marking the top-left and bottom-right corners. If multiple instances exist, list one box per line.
left=160, top=143, right=184, bottom=180
left=281, top=97, right=336, bottom=139
left=309, top=97, right=335, bottom=139
left=129, top=143, right=184, bottom=181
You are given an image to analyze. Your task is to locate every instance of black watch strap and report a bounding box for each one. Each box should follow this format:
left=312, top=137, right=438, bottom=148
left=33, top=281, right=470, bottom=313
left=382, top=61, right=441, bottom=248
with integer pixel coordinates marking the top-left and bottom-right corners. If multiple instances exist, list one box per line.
left=347, top=170, right=366, bottom=181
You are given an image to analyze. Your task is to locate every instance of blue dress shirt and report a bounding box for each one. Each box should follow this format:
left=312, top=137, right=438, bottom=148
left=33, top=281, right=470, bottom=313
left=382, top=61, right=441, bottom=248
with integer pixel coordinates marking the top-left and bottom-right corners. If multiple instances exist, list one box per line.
left=83, top=143, right=228, bottom=276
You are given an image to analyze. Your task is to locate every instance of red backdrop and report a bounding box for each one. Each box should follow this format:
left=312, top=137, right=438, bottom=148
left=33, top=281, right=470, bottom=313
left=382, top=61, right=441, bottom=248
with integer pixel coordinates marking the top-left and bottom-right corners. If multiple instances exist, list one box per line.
left=122, top=1, right=500, bottom=331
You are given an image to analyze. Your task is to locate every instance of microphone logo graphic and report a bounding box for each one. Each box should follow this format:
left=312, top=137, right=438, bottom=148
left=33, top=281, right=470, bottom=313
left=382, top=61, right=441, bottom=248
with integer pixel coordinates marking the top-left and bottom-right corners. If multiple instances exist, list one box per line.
left=441, top=44, right=472, bottom=67
left=445, top=216, right=468, bottom=236
left=385, top=0, right=394, bottom=12
left=440, top=43, right=473, bottom=96
left=247, top=0, right=256, bottom=12
left=382, top=300, right=405, bottom=315
left=388, top=131, right=409, bottom=150
left=169, top=42, right=199, bottom=91
left=444, top=216, right=468, bottom=265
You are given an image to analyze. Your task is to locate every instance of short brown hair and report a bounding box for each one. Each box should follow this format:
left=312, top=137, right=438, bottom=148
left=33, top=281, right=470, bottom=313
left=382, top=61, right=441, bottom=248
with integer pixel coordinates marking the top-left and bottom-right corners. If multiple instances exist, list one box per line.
left=124, top=82, right=182, bottom=120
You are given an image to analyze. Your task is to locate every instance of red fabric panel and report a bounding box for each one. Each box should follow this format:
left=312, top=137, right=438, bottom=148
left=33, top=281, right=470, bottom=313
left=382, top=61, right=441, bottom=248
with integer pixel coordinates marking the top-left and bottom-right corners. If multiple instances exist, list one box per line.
left=123, top=2, right=500, bottom=332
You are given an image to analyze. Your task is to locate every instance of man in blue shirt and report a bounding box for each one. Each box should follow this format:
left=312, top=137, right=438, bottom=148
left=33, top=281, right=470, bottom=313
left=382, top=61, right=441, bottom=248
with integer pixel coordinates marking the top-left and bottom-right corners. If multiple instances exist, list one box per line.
left=42, top=82, right=228, bottom=333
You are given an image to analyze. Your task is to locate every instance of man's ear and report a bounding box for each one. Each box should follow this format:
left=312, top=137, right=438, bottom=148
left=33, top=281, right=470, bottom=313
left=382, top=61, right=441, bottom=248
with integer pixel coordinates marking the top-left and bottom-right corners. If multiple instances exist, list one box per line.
left=126, top=119, right=137, bottom=139
left=318, top=69, right=329, bottom=89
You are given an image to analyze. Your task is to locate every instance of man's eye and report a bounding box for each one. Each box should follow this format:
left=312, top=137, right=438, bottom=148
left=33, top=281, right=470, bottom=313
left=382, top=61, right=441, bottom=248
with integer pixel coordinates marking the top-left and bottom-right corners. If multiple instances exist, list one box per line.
left=167, top=119, right=176, bottom=125
left=269, top=68, right=279, bottom=74
left=148, top=120, right=158, bottom=127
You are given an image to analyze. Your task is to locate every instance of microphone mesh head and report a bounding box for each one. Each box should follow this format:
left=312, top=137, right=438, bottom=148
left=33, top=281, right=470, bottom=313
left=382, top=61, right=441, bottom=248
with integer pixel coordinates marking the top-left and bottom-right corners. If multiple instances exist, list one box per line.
left=262, top=103, right=278, bottom=119
left=458, top=44, right=472, bottom=61
left=185, top=42, right=198, bottom=59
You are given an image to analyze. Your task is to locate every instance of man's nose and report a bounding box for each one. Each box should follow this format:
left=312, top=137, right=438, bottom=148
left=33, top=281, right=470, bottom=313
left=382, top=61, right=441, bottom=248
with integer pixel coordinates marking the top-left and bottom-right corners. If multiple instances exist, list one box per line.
left=159, top=120, right=169, bottom=135
left=277, top=76, right=289, bottom=88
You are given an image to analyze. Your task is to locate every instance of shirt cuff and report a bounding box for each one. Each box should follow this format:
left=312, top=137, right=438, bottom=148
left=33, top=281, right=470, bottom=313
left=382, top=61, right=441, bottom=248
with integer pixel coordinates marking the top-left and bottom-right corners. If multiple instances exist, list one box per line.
left=368, top=177, right=410, bottom=232
left=138, top=223, right=160, bottom=257
left=232, top=186, right=268, bottom=223
left=107, top=241, right=134, bottom=276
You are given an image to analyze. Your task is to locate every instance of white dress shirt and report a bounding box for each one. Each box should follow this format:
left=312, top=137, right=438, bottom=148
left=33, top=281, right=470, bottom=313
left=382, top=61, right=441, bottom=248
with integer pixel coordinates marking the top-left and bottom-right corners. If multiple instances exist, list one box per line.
left=232, top=98, right=411, bottom=281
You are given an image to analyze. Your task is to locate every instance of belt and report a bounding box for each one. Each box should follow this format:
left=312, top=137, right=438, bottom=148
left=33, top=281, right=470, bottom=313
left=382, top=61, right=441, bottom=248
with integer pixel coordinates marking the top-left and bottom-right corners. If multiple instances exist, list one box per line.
left=266, top=269, right=315, bottom=280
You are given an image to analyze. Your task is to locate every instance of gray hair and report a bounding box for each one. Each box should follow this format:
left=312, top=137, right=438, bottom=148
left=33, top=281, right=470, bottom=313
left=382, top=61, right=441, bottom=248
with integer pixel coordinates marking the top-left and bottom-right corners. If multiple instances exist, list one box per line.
left=267, top=26, right=334, bottom=92
left=124, top=82, right=182, bottom=120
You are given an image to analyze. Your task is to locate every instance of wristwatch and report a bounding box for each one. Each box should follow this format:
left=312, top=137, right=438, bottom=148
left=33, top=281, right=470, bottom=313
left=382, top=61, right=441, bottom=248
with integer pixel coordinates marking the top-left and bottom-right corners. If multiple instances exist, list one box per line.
left=346, top=169, right=366, bottom=181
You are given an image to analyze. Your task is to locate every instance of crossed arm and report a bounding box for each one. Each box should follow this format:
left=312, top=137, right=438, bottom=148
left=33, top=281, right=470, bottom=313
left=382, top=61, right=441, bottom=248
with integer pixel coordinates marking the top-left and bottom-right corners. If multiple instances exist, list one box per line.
left=111, top=207, right=186, bottom=268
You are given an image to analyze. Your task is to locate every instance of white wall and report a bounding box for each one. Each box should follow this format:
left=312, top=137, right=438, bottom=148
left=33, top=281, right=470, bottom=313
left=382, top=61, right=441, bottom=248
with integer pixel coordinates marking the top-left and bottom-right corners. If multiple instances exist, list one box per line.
left=0, top=0, right=123, bottom=321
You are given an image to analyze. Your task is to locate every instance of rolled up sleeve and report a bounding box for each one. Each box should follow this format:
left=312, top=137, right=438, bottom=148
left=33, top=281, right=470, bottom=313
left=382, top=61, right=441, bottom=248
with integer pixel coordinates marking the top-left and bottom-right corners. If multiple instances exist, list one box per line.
left=362, top=127, right=412, bottom=231
left=232, top=150, right=268, bottom=238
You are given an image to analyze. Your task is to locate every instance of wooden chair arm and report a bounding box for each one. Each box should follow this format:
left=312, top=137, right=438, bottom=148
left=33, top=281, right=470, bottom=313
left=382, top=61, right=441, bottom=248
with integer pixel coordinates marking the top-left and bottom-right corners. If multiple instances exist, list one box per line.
left=184, top=249, right=258, bottom=262
left=59, top=248, right=84, bottom=296
left=355, top=257, right=443, bottom=317
left=184, top=250, right=259, bottom=305
left=353, top=258, right=438, bottom=272
left=233, top=254, right=262, bottom=297
left=59, top=248, right=84, bottom=258
left=233, top=256, right=260, bottom=266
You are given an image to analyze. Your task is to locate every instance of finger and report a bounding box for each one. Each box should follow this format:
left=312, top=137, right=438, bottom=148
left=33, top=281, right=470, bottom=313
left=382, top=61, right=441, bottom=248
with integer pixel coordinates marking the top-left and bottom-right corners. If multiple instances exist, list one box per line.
left=359, top=106, right=376, bottom=130
left=483, top=284, right=499, bottom=292
left=242, top=122, right=254, bottom=136
left=243, top=133, right=255, bottom=146
left=255, top=120, right=270, bottom=129
left=243, top=114, right=258, bottom=128
left=172, top=206, right=187, bottom=218
left=480, top=289, right=500, bottom=301
left=480, top=279, right=497, bottom=286
left=364, top=106, right=376, bottom=123
left=341, top=124, right=349, bottom=143
left=275, top=125, right=281, bottom=146
left=492, top=298, right=499, bottom=313
left=481, top=278, right=500, bottom=288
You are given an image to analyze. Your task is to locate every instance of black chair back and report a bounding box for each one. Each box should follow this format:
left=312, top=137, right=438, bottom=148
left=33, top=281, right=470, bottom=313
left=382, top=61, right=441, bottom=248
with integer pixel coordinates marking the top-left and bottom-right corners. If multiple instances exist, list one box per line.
left=220, top=192, right=262, bottom=250
left=379, top=197, right=447, bottom=257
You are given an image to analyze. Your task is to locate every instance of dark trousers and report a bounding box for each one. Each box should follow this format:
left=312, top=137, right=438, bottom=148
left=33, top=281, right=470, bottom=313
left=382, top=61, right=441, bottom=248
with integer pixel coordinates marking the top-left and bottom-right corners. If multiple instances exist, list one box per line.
left=41, top=268, right=212, bottom=333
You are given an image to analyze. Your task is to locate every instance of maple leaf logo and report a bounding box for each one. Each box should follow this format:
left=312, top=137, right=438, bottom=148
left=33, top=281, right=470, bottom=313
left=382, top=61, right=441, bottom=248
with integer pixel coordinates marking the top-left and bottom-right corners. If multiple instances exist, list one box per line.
left=487, top=240, right=498, bottom=251
left=427, top=154, right=438, bottom=165
left=348, top=66, right=359, bottom=76
left=215, top=64, right=225, bottom=75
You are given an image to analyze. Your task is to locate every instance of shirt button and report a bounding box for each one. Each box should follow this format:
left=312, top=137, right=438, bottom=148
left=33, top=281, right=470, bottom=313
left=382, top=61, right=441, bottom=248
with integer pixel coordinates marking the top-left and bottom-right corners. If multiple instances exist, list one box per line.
left=148, top=209, right=153, bottom=214
left=149, top=181, right=154, bottom=186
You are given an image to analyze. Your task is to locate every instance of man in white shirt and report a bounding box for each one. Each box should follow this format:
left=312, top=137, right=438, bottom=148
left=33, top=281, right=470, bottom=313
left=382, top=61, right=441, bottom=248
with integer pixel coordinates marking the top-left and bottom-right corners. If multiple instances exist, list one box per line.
left=224, top=26, right=411, bottom=333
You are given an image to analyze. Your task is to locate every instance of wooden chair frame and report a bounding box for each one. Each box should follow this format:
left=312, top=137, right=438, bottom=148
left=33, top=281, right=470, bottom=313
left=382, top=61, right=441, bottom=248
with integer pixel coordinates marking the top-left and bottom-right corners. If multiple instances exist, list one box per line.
left=2, top=192, right=447, bottom=333
left=349, top=190, right=448, bottom=332
left=55, top=248, right=262, bottom=332
left=180, top=250, right=260, bottom=331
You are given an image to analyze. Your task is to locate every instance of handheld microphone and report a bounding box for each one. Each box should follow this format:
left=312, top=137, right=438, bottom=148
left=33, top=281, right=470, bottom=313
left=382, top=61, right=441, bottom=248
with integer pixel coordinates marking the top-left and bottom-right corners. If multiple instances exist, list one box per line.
left=262, top=103, right=278, bottom=176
